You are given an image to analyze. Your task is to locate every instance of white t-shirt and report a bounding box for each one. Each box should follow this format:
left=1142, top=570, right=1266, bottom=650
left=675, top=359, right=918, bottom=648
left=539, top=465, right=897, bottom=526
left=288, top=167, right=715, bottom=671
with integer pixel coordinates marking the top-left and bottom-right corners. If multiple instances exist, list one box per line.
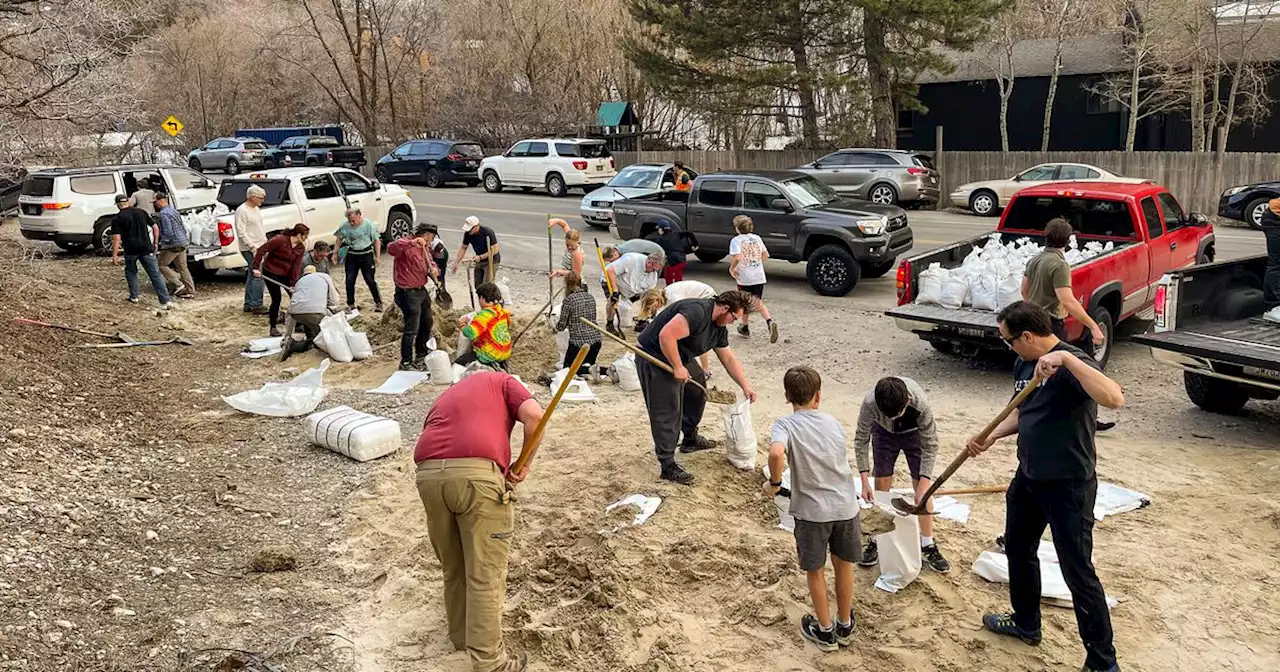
left=665, top=280, right=716, bottom=305
left=729, top=233, right=767, bottom=286
left=607, top=252, right=657, bottom=298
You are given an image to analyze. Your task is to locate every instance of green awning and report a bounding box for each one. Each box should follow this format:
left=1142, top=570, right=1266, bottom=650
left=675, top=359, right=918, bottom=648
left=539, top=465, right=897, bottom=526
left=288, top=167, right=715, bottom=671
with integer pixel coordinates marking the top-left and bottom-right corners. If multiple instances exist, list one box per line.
left=596, top=102, right=634, bottom=127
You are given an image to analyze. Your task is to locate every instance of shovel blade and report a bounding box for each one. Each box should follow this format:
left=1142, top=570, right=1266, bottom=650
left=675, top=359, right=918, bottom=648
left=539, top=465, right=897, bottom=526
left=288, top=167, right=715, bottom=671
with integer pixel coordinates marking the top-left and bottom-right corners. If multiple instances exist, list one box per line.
left=437, top=289, right=454, bottom=311
left=890, top=496, right=929, bottom=516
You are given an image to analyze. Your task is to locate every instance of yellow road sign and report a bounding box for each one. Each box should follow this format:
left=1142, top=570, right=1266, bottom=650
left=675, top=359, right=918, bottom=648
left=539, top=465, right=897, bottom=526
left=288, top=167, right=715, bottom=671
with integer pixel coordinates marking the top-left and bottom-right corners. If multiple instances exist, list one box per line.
left=162, top=115, right=183, bottom=137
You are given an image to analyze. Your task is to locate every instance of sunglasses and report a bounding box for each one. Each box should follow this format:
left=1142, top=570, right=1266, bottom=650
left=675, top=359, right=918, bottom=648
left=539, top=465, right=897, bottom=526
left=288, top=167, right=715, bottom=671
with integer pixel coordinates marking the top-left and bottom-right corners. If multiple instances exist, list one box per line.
left=1001, top=331, right=1023, bottom=349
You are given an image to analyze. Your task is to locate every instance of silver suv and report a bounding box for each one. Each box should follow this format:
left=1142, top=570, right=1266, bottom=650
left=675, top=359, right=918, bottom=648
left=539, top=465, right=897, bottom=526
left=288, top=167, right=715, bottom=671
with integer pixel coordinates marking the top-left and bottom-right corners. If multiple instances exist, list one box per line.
left=794, top=149, right=939, bottom=207
left=187, top=137, right=269, bottom=175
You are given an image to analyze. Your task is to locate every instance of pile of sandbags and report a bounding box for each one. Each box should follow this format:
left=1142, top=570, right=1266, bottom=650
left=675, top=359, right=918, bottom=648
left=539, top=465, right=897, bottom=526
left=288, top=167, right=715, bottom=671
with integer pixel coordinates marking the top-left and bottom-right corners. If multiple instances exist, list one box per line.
left=182, top=203, right=229, bottom=248
left=916, top=234, right=1114, bottom=312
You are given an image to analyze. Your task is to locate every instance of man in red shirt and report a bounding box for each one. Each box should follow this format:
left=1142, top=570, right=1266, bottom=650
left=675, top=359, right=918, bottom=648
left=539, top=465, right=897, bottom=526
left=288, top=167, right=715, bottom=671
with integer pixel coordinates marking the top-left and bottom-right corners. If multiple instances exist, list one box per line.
left=387, top=222, right=441, bottom=371
left=415, top=371, right=545, bottom=672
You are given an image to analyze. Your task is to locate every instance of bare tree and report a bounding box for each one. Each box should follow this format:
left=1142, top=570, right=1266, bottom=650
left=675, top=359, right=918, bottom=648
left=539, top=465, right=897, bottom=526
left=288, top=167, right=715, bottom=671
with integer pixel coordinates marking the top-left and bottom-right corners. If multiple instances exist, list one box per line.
left=1215, top=1, right=1278, bottom=149
left=1032, top=0, right=1092, bottom=150
left=981, top=11, right=1024, bottom=152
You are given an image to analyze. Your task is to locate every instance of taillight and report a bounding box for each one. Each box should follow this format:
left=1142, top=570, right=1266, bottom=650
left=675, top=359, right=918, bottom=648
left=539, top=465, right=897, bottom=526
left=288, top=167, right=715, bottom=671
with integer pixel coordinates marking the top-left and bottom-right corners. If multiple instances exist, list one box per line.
left=895, top=259, right=913, bottom=305
left=218, top=220, right=234, bottom=247
left=906, top=167, right=924, bottom=175
left=1153, top=284, right=1167, bottom=328
left=326, top=151, right=334, bottom=161
left=41, top=202, right=72, bottom=210
left=573, top=161, right=588, bottom=170
left=447, top=153, right=462, bottom=161
left=609, top=157, right=615, bottom=169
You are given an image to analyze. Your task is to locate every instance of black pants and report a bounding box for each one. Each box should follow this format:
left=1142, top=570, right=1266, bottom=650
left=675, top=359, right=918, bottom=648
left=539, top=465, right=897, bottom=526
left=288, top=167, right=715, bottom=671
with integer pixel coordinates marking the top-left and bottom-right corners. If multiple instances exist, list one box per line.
left=1263, top=220, right=1280, bottom=308
left=344, top=251, right=382, bottom=307
left=264, top=271, right=290, bottom=328
left=1005, top=474, right=1117, bottom=670
left=564, top=340, right=602, bottom=375
left=395, top=287, right=434, bottom=364
left=636, top=357, right=706, bottom=469
left=472, top=260, right=498, bottom=289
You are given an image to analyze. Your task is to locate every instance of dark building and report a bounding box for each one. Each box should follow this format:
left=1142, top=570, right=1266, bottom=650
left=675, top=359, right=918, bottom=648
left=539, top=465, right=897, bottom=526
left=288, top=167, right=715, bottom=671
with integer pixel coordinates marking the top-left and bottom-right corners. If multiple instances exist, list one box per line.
left=900, top=26, right=1280, bottom=152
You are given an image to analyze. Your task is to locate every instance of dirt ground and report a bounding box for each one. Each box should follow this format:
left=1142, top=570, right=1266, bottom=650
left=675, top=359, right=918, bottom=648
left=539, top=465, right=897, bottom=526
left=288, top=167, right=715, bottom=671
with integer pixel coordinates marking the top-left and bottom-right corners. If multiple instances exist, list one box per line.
left=1, top=223, right=1278, bottom=671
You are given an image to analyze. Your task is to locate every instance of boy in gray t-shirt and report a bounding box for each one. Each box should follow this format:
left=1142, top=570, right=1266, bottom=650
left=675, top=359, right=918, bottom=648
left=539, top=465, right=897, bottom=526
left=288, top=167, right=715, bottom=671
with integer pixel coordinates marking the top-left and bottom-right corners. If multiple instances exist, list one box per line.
left=764, top=366, right=860, bottom=652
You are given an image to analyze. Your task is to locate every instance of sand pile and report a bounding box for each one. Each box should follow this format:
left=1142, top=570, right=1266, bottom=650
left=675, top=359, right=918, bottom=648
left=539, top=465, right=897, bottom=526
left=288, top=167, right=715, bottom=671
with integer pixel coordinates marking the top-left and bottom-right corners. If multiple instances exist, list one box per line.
left=364, top=301, right=469, bottom=353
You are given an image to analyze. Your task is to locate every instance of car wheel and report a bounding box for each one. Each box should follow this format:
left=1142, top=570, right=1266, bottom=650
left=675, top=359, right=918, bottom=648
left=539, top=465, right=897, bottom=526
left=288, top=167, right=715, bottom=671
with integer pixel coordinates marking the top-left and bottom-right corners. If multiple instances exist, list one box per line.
left=483, top=171, right=503, bottom=193
left=693, top=250, right=725, bottom=263
left=929, top=340, right=956, bottom=354
left=806, top=244, right=861, bottom=296
left=375, top=166, right=389, bottom=183
left=305, top=158, right=319, bottom=166
left=92, top=220, right=114, bottom=256
left=869, top=183, right=897, bottom=206
left=1088, top=306, right=1114, bottom=370
left=1196, top=243, right=1215, bottom=265
left=383, top=211, right=414, bottom=243
left=1184, top=371, right=1251, bottom=414
left=970, top=190, right=998, bottom=217
left=1244, top=196, right=1270, bottom=231
left=546, top=173, right=567, bottom=197
left=426, top=168, right=442, bottom=188
left=861, top=259, right=897, bottom=279
left=188, top=158, right=203, bottom=172
left=226, top=158, right=240, bottom=175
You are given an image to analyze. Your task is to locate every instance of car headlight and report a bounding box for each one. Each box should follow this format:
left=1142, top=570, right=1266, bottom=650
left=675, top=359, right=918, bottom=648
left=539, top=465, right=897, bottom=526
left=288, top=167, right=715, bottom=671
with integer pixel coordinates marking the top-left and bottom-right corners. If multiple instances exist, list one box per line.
left=856, top=217, right=887, bottom=235
left=1222, top=185, right=1246, bottom=197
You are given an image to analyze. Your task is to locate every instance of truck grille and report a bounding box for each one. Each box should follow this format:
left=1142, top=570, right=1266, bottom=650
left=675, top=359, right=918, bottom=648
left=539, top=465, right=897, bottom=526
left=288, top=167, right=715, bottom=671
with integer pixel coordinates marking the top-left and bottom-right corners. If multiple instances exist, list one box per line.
left=888, top=214, right=908, bottom=231
left=592, top=201, right=610, bottom=208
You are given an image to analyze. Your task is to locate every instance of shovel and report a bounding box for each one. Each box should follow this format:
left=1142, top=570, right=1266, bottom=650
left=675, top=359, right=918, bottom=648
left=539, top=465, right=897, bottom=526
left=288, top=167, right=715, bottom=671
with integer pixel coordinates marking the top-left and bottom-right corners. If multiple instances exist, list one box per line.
left=509, top=287, right=564, bottom=349
left=465, top=262, right=476, bottom=310
left=579, top=317, right=724, bottom=399
left=430, top=276, right=454, bottom=311
left=260, top=274, right=294, bottom=295
left=76, top=336, right=195, bottom=348
left=510, top=346, right=591, bottom=477
left=15, top=317, right=134, bottom=343
left=891, top=376, right=1043, bottom=516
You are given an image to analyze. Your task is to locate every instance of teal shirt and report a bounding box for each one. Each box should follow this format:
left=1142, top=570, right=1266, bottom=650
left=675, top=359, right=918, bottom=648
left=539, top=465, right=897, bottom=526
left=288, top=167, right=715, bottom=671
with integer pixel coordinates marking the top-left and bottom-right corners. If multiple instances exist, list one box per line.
left=336, top=220, right=379, bottom=252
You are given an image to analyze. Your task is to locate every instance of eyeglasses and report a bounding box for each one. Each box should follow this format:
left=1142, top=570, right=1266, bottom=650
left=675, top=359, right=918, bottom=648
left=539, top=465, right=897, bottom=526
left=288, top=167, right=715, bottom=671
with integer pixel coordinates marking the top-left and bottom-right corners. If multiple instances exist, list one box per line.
left=1001, top=332, right=1023, bottom=349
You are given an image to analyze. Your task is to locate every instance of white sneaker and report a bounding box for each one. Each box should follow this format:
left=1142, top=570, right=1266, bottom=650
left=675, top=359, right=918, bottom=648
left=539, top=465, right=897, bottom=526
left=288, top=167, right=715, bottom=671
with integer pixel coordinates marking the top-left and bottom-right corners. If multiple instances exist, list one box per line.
left=159, top=302, right=173, bottom=311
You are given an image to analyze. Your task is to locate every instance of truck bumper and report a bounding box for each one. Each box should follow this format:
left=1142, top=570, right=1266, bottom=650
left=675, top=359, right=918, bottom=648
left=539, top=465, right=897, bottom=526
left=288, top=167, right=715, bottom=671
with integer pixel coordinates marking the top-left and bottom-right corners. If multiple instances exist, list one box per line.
left=198, top=250, right=248, bottom=270
left=852, top=228, right=914, bottom=262
left=885, top=304, right=1005, bottom=349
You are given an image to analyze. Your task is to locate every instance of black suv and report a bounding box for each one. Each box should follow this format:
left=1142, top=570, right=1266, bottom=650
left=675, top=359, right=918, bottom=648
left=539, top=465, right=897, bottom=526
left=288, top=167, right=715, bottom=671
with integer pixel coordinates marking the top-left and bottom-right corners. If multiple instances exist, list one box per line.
left=375, top=139, right=484, bottom=188
left=1219, top=180, right=1280, bottom=230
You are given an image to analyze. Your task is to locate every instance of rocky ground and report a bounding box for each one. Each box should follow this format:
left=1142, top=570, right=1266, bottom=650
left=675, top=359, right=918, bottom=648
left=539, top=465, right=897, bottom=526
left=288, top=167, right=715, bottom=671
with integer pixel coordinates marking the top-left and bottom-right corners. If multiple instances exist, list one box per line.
left=0, top=222, right=1277, bottom=672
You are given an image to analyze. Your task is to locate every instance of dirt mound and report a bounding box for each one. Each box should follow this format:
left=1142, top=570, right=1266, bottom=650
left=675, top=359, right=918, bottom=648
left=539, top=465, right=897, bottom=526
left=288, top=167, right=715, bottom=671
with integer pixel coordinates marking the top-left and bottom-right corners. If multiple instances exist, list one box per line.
left=365, top=301, right=469, bottom=353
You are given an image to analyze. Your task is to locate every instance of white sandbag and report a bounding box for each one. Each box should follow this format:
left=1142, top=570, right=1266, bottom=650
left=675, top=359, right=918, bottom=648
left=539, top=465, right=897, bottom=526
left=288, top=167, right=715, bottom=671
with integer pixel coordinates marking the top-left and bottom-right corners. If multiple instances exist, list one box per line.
left=612, top=354, right=641, bottom=392
left=223, top=359, right=330, bottom=417
left=549, top=368, right=597, bottom=402
left=720, top=398, right=757, bottom=471
left=347, top=331, right=373, bottom=360
left=996, top=273, right=1023, bottom=310
left=317, top=313, right=354, bottom=363
left=1265, top=306, right=1280, bottom=324
left=972, top=543, right=1119, bottom=608
left=617, top=298, right=635, bottom=327
left=761, top=464, right=795, bottom=532
left=940, top=276, right=970, bottom=310
left=555, top=329, right=570, bottom=366
left=496, top=276, right=514, bottom=305
left=303, top=405, right=401, bottom=462
left=451, top=363, right=467, bottom=382
left=426, top=350, right=453, bottom=385
left=917, top=263, right=948, bottom=306
left=872, top=491, right=922, bottom=593
left=970, top=273, right=999, bottom=311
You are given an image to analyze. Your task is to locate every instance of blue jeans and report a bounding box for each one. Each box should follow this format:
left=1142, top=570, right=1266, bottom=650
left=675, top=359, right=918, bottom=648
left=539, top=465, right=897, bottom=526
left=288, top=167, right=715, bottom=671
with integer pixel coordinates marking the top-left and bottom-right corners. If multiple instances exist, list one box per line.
left=125, top=253, right=171, bottom=304
left=242, top=250, right=264, bottom=309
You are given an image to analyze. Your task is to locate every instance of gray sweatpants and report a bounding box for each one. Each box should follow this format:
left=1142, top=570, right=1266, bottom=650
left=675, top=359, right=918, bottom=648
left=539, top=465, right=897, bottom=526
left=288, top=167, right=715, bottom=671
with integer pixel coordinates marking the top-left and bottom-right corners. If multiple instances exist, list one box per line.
left=636, top=357, right=706, bottom=469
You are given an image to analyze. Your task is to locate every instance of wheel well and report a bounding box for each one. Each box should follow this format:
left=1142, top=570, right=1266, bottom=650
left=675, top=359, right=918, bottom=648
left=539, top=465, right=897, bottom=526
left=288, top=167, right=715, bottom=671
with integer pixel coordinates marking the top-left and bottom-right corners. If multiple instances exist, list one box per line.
left=802, top=234, right=848, bottom=259
left=971, top=188, right=996, bottom=198
left=388, top=204, right=413, bottom=220
left=1096, top=291, right=1120, bottom=321
left=545, top=171, right=563, bottom=183
left=869, top=181, right=897, bottom=194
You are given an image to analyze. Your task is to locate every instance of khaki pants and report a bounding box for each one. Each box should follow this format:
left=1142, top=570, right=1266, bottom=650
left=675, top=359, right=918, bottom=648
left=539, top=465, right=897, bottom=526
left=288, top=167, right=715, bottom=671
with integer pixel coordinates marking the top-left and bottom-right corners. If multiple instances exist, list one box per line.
left=157, top=247, right=196, bottom=295
left=415, top=458, right=514, bottom=672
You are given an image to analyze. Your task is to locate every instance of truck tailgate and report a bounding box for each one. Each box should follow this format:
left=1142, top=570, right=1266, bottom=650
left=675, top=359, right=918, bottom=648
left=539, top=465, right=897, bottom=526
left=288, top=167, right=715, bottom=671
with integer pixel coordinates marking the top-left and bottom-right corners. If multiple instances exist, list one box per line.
left=886, top=303, right=1000, bottom=335
left=1133, top=319, right=1280, bottom=371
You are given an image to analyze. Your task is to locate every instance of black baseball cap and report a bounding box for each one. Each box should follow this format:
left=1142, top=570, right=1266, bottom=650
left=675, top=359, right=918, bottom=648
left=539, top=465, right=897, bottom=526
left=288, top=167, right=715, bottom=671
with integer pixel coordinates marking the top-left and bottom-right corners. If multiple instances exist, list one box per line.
left=415, top=222, right=437, bottom=235
left=114, top=194, right=129, bottom=204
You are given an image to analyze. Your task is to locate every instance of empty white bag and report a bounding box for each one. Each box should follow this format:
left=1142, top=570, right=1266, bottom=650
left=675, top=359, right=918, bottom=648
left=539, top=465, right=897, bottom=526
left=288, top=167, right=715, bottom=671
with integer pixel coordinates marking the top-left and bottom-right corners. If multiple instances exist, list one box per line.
left=223, top=359, right=330, bottom=417
left=721, top=398, right=757, bottom=471
left=872, top=491, right=922, bottom=593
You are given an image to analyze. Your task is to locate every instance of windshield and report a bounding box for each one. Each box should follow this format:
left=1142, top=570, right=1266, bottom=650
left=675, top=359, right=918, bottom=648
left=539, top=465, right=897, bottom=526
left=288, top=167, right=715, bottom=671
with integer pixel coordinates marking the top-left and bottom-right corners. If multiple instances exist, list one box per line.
left=1004, top=196, right=1136, bottom=239
left=217, top=179, right=291, bottom=209
left=779, top=175, right=839, bottom=208
left=607, top=167, right=664, bottom=189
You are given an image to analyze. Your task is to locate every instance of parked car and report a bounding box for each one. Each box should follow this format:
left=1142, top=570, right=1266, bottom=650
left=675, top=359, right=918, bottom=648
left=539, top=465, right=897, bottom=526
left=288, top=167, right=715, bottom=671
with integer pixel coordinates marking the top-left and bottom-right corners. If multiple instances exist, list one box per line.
left=236, top=125, right=346, bottom=147
left=374, top=139, right=483, bottom=187
left=951, top=163, right=1150, bottom=217
left=480, top=138, right=616, bottom=197
left=886, top=181, right=1214, bottom=369
left=17, top=164, right=218, bottom=253
left=611, top=170, right=912, bottom=296
left=191, top=167, right=417, bottom=275
left=186, top=137, right=270, bottom=175
left=1132, top=255, right=1280, bottom=414
left=2, top=166, right=33, bottom=214
left=792, top=148, right=939, bottom=207
left=263, top=136, right=366, bottom=170
left=1218, top=181, right=1279, bottom=230
left=579, top=162, right=698, bottom=230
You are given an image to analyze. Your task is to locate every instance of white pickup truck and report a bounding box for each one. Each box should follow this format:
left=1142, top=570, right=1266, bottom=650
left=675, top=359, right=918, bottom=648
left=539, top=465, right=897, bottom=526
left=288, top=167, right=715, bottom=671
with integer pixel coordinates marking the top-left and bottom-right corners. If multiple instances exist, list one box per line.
left=193, top=167, right=417, bottom=273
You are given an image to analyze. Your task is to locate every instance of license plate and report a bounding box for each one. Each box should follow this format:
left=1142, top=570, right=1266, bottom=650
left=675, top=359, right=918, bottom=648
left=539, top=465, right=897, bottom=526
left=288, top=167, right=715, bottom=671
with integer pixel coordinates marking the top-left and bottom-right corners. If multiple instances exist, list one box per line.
left=597, top=165, right=604, bottom=171
left=1243, top=365, right=1280, bottom=381
left=466, top=161, right=478, bottom=167
left=194, top=249, right=221, bottom=261
left=929, top=176, right=937, bottom=184
left=21, top=204, right=40, bottom=216
left=957, top=327, right=985, bottom=338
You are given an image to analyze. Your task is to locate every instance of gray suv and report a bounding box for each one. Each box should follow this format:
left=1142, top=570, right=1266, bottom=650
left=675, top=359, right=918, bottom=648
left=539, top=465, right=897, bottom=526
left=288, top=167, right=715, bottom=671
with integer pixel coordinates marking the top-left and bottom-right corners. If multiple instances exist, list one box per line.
left=794, top=148, right=939, bottom=207
left=187, top=137, right=270, bottom=175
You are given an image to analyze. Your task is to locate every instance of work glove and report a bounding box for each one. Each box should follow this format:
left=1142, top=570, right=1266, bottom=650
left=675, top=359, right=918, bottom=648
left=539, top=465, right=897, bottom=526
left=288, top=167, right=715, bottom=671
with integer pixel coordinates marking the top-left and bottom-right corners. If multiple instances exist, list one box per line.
left=610, top=291, right=622, bottom=303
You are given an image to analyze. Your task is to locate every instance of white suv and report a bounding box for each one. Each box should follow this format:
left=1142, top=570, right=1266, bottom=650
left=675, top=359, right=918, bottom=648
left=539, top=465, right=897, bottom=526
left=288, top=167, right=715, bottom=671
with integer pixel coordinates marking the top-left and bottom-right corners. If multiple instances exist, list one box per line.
left=480, top=138, right=616, bottom=197
left=17, top=164, right=219, bottom=253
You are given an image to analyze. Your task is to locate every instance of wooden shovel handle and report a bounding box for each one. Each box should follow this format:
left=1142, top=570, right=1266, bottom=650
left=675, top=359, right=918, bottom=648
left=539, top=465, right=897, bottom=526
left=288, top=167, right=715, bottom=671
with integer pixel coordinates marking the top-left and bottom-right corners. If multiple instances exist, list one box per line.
left=510, top=287, right=564, bottom=349
left=594, top=239, right=615, bottom=296
left=934, top=485, right=1008, bottom=496
left=578, top=317, right=708, bottom=393
left=510, top=345, right=591, bottom=476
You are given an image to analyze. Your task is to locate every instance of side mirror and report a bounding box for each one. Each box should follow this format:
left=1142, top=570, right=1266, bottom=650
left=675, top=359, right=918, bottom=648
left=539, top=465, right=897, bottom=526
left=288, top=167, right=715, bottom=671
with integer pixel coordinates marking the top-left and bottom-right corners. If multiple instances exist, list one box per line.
left=771, top=198, right=794, bottom=212
left=1011, top=174, right=1023, bottom=182
left=811, top=161, right=823, bottom=169
left=200, top=180, right=215, bottom=189
left=1189, top=212, right=1210, bottom=226
left=370, top=181, right=381, bottom=189
left=661, top=182, right=674, bottom=189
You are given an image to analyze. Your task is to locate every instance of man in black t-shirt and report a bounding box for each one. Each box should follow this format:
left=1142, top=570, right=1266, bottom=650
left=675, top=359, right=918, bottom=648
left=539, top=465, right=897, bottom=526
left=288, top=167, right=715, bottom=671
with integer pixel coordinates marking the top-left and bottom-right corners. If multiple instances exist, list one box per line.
left=636, top=291, right=758, bottom=485
left=966, top=301, right=1125, bottom=672
left=451, top=215, right=501, bottom=289
left=110, top=194, right=172, bottom=309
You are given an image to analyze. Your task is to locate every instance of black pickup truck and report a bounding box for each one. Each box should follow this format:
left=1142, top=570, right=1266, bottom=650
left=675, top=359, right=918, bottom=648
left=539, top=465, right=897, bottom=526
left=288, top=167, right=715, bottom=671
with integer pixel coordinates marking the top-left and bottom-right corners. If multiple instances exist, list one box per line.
left=1132, top=255, right=1280, bottom=414
left=610, top=170, right=913, bottom=296
left=264, top=135, right=366, bottom=169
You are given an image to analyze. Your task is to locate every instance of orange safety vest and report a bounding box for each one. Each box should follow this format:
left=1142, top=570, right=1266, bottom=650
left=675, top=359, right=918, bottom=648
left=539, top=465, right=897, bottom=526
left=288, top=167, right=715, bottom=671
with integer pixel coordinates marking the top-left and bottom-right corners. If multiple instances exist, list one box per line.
left=673, top=170, right=692, bottom=192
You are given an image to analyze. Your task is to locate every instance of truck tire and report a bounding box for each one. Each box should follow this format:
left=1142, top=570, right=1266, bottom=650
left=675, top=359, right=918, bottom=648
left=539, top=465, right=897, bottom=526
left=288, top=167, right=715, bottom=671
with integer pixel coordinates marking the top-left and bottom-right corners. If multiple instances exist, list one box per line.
left=188, top=158, right=203, bottom=172
left=93, top=219, right=114, bottom=256
left=930, top=340, right=956, bottom=354
left=970, top=190, right=999, bottom=217
left=861, top=259, right=896, bottom=278
left=1196, top=243, right=1215, bottom=265
left=1244, top=196, right=1270, bottom=231
left=191, top=260, right=219, bottom=281
left=546, top=173, right=567, bottom=197
left=1184, top=371, right=1251, bottom=414
left=694, top=250, right=725, bottom=263
left=806, top=244, right=861, bottom=296
left=383, top=211, right=414, bottom=243
left=483, top=171, right=503, bottom=193
left=1089, top=305, right=1114, bottom=370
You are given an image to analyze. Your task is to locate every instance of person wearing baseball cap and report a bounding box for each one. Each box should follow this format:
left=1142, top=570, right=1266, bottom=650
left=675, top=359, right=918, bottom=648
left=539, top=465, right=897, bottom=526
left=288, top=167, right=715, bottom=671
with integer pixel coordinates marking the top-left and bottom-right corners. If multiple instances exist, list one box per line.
left=418, top=222, right=449, bottom=293
left=451, top=215, right=501, bottom=289
left=111, top=193, right=172, bottom=310
left=387, top=221, right=442, bottom=371
left=646, top=218, right=697, bottom=285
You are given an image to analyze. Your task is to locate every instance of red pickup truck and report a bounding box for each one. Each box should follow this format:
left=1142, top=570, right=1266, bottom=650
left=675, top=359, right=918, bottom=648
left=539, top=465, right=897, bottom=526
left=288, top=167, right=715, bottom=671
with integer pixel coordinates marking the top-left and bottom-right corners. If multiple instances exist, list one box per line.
left=886, top=182, right=1216, bottom=368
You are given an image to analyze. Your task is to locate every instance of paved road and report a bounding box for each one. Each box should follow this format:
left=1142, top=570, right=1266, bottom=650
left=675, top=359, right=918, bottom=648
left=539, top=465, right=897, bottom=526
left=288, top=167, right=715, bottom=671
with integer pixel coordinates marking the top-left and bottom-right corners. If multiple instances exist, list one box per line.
left=402, top=184, right=1267, bottom=312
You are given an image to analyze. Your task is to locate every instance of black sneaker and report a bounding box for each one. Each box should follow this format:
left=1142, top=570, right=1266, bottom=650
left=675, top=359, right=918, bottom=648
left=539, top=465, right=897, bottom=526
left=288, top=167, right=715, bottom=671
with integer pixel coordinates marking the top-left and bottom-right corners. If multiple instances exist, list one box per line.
left=269, top=326, right=282, bottom=338
left=679, top=434, right=719, bottom=453
left=1096, top=421, right=1116, bottom=432
left=799, top=614, right=838, bottom=653
left=659, top=464, right=695, bottom=486
left=922, top=544, right=952, bottom=573
left=982, top=613, right=1042, bottom=646
left=857, top=539, right=878, bottom=567
left=768, top=320, right=779, bottom=344
left=834, top=615, right=855, bottom=646
left=374, top=302, right=384, bottom=313
left=737, top=323, right=750, bottom=337
left=606, top=323, right=625, bottom=339
left=413, top=356, right=427, bottom=369
left=399, top=360, right=419, bottom=372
